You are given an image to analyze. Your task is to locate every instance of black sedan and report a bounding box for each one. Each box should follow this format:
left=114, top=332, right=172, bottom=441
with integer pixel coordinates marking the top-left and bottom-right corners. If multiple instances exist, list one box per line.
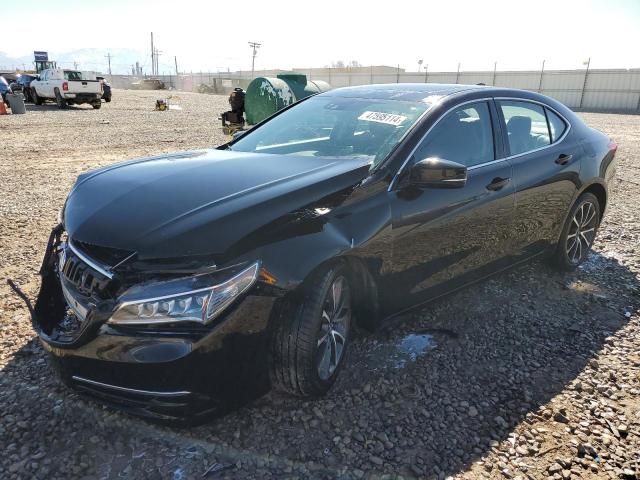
left=11, top=73, right=38, bottom=102
left=30, top=84, right=617, bottom=423
left=96, top=76, right=112, bottom=102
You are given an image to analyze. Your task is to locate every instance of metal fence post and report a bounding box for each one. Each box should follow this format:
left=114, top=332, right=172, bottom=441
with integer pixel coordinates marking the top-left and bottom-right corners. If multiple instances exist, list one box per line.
left=538, top=59, right=545, bottom=93
left=396, top=64, right=400, bottom=83
left=492, top=61, right=497, bottom=86
left=455, top=63, right=460, bottom=84
left=579, top=57, right=590, bottom=109
left=424, top=64, right=429, bottom=83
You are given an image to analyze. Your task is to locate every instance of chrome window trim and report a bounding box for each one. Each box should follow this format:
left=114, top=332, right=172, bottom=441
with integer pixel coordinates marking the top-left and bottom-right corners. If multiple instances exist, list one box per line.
left=72, top=375, right=191, bottom=397
left=68, top=240, right=114, bottom=279
left=494, top=97, right=572, bottom=161
left=389, top=97, right=494, bottom=191
left=389, top=96, right=573, bottom=189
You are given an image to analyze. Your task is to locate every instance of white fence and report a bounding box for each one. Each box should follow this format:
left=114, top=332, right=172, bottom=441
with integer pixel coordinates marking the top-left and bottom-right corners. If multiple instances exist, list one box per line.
left=110, top=68, right=640, bottom=112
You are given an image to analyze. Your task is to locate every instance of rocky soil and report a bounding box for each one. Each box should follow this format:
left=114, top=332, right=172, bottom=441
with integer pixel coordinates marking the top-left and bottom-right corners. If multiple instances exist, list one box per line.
left=0, top=91, right=638, bottom=479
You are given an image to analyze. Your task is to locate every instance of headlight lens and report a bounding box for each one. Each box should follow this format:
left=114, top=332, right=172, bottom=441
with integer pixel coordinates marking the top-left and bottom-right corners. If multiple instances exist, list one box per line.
left=108, top=261, right=259, bottom=325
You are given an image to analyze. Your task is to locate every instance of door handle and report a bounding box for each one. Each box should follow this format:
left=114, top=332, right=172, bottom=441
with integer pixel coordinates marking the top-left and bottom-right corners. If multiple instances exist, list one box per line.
left=486, top=177, right=510, bottom=191
left=555, top=154, right=573, bottom=165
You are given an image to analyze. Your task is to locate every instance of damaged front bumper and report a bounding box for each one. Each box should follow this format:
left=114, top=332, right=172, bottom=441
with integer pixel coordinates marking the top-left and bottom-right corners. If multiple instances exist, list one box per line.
left=30, top=226, right=276, bottom=423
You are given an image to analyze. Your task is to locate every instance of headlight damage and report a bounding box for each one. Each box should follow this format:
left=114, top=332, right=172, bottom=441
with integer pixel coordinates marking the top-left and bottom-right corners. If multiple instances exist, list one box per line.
left=109, top=261, right=260, bottom=325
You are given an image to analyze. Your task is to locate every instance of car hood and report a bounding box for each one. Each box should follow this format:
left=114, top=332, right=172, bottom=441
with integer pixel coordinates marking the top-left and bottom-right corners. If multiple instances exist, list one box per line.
left=64, top=149, right=371, bottom=264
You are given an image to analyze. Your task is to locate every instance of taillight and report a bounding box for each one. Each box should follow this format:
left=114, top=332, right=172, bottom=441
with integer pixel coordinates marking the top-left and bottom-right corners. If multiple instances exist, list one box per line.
left=62, top=81, right=68, bottom=92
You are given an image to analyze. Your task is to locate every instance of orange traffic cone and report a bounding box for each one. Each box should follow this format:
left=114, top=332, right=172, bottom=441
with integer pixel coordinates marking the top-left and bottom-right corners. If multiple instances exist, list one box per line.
left=0, top=100, right=7, bottom=115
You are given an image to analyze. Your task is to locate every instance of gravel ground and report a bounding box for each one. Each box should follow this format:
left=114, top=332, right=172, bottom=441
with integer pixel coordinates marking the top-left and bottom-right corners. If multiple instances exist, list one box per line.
left=0, top=90, right=638, bottom=480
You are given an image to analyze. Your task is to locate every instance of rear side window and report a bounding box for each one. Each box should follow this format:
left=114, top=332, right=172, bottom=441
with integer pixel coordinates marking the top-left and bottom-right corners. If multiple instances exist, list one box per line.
left=414, top=101, right=495, bottom=167
left=546, top=108, right=567, bottom=142
left=499, top=100, right=550, bottom=155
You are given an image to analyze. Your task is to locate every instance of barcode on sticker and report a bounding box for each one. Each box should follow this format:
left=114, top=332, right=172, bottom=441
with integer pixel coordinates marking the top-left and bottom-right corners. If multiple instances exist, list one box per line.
left=358, top=111, right=407, bottom=126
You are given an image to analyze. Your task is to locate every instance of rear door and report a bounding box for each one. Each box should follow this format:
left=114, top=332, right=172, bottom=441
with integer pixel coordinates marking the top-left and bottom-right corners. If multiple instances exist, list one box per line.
left=496, top=99, right=580, bottom=256
left=383, top=99, right=516, bottom=314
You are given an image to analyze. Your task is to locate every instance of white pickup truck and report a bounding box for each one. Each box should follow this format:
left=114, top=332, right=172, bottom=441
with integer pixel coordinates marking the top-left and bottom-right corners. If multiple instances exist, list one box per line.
left=30, top=69, right=103, bottom=109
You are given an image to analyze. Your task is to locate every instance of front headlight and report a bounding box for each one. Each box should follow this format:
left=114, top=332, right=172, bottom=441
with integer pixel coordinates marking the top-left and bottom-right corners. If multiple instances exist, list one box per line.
left=108, top=261, right=260, bottom=325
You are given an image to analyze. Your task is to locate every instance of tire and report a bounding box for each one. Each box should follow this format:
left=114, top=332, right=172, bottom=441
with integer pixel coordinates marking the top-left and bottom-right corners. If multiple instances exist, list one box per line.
left=91, top=101, right=102, bottom=109
left=270, top=262, right=352, bottom=397
left=32, top=89, right=43, bottom=105
left=552, top=192, right=600, bottom=270
left=54, top=88, right=67, bottom=109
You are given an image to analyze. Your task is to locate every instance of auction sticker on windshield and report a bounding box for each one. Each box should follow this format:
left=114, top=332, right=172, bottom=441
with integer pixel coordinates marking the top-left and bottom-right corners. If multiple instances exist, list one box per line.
left=358, top=111, right=407, bottom=126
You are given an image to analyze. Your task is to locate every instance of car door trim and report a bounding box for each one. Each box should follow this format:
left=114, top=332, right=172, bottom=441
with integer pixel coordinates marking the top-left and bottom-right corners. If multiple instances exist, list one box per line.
left=389, top=97, right=495, bottom=191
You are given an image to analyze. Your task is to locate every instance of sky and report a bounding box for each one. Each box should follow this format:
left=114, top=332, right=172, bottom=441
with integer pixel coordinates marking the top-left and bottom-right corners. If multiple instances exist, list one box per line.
left=3, top=0, right=640, bottom=74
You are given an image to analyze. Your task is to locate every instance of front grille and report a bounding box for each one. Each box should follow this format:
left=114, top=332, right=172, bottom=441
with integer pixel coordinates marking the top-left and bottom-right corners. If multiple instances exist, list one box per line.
left=60, top=249, right=109, bottom=296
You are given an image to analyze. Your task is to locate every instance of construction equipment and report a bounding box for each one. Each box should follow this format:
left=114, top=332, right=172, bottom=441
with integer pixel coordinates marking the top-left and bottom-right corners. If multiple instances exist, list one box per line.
left=220, top=88, right=246, bottom=135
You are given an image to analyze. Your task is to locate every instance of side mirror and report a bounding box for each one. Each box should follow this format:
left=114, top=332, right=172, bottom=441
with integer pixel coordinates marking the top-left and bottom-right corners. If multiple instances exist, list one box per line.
left=409, top=157, right=467, bottom=188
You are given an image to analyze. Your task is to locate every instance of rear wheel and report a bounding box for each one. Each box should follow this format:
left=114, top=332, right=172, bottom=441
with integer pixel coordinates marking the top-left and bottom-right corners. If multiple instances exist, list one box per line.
left=91, top=101, right=102, bottom=109
left=552, top=192, right=600, bottom=270
left=270, top=263, right=352, bottom=397
left=32, top=89, right=43, bottom=105
left=54, top=88, right=67, bottom=109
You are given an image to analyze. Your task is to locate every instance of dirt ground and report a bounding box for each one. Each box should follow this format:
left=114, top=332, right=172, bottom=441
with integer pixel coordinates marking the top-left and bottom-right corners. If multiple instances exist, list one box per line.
left=0, top=90, right=638, bottom=480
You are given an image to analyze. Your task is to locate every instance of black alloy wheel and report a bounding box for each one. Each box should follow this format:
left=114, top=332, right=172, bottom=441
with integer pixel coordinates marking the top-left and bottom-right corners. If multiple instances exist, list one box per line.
left=270, top=263, right=352, bottom=397
left=553, top=192, right=600, bottom=270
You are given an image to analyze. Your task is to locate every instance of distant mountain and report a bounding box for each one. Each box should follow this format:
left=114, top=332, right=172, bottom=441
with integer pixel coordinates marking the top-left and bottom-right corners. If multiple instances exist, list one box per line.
left=0, top=48, right=148, bottom=74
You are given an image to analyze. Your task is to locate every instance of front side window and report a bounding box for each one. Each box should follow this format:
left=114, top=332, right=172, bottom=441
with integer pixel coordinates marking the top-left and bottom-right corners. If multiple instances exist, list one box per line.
left=230, top=96, right=431, bottom=169
left=413, top=101, right=495, bottom=167
left=499, top=100, right=550, bottom=155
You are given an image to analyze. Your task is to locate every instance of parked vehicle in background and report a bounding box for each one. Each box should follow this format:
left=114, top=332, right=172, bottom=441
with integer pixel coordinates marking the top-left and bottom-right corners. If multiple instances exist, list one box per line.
left=132, top=78, right=165, bottom=90
left=31, top=84, right=618, bottom=423
left=11, top=74, right=39, bottom=103
left=30, top=69, right=102, bottom=109
left=96, top=76, right=111, bottom=102
left=0, top=76, right=13, bottom=104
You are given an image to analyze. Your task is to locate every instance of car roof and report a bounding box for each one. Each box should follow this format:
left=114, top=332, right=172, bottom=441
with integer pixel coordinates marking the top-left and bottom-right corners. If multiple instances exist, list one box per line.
left=319, top=83, right=486, bottom=102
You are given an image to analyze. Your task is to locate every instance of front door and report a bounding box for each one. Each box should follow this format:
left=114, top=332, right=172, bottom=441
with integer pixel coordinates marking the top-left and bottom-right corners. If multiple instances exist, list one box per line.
left=383, top=99, right=516, bottom=315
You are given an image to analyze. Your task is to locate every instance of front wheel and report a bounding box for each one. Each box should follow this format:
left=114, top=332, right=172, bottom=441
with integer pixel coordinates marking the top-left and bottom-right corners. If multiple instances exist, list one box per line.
left=552, top=192, right=600, bottom=270
left=270, top=263, right=352, bottom=397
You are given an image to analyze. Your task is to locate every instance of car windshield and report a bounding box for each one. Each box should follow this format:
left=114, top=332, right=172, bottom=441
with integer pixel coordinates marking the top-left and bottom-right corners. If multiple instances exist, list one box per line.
left=230, top=96, right=431, bottom=168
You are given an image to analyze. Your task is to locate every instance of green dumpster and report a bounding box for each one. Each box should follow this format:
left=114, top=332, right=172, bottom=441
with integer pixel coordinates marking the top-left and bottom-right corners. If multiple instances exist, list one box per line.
left=244, top=73, right=330, bottom=125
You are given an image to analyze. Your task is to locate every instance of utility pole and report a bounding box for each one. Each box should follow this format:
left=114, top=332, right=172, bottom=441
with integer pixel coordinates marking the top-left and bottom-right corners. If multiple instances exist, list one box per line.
left=73, top=61, right=79, bottom=70
left=579, top=57, right=591, bottom=109
left=455, top=62, right=461, bottom=84
left=248, top=41, right=261, bottom=78
left=174, top=56, right=179, bottom=76
left=150, top=32, right=155, bottom=75
left=154, top=48, right=162, bottom=77
left=492, top=61, right=497, bottom=86
left=105, top=53, right=113, bottom=75
left=424, top=63, right=429, bottom=83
